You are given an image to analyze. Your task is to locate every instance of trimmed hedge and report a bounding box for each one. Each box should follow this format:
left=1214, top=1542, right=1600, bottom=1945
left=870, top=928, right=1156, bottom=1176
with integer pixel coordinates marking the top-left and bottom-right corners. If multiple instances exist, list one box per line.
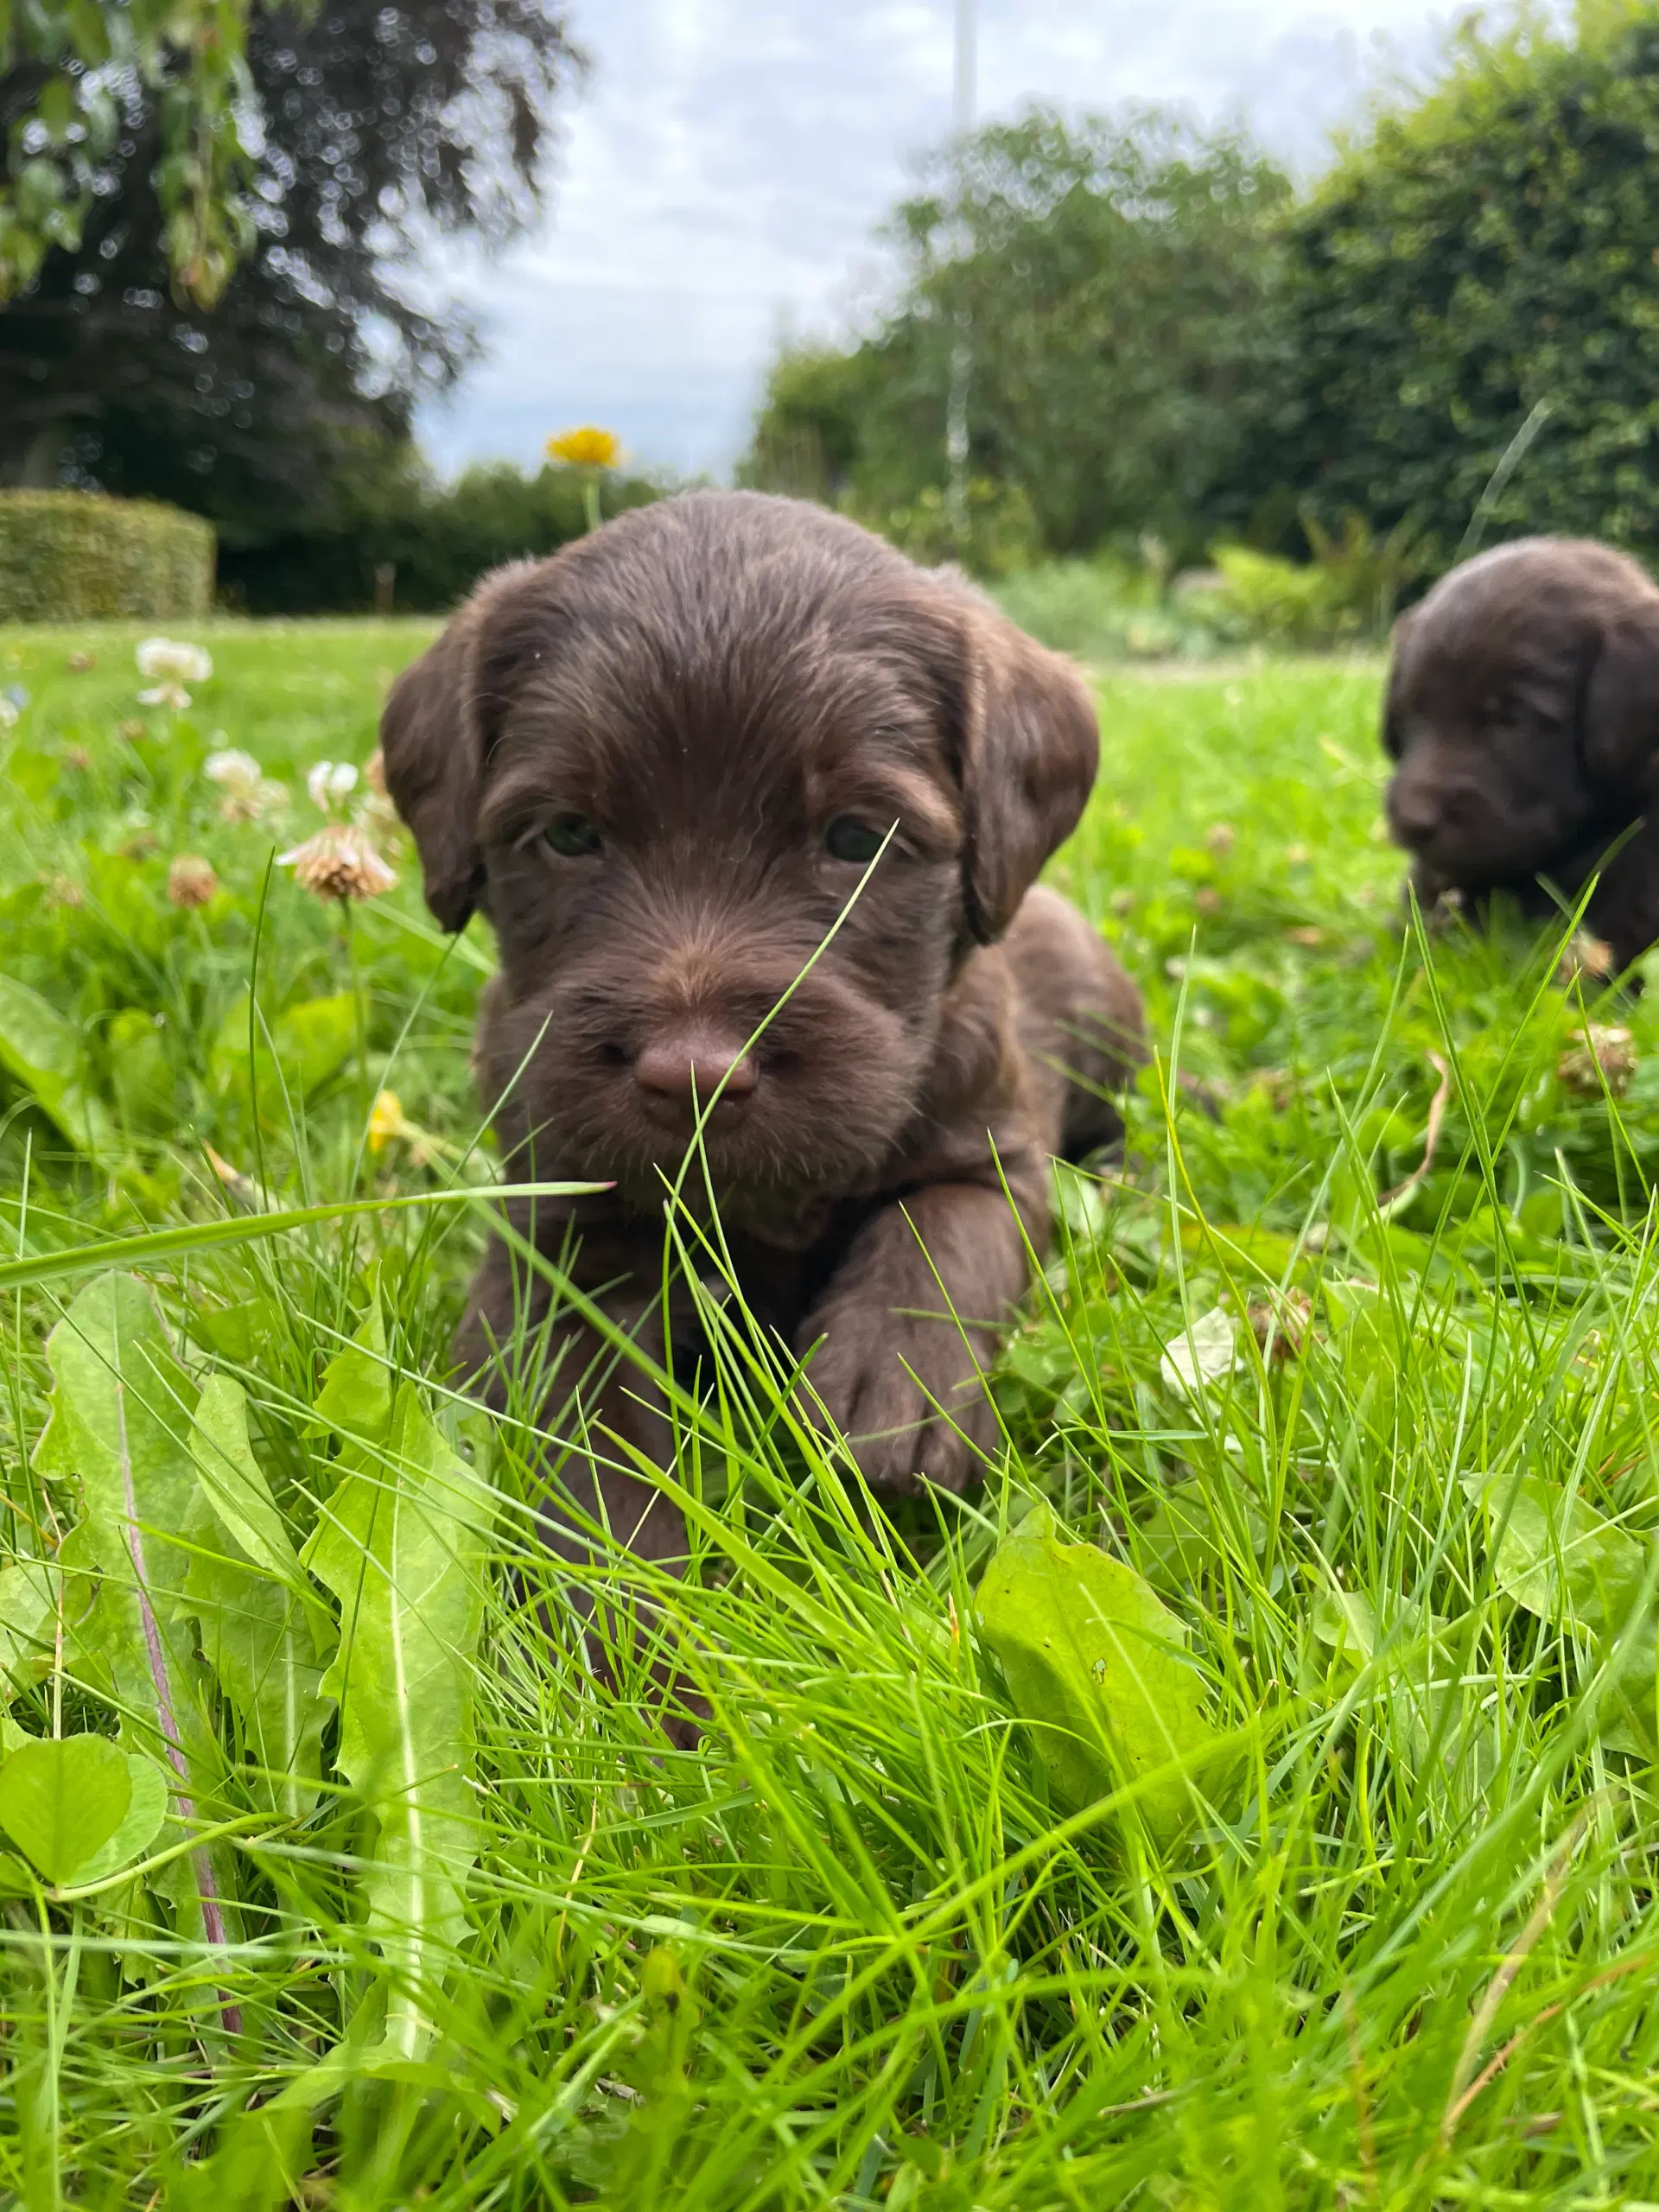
left=0, top=493, right=216, bottom=622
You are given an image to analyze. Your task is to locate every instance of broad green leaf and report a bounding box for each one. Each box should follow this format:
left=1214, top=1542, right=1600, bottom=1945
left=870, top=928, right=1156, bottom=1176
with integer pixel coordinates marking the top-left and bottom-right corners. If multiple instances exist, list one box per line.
left=185, top=1376, right=334, bottom=1819
left=1311, top=1589, right=1377, bottom=1666
left=976, top=1504, right=1227, bottom=1840
left=0, top=1550, right=61, bottom=1695
left=302, top=1384, right=493, bottom=2056
left=190, top=1374, right=309, bottom=1596
left=0, top=970, right=119, bottom=1161
left=210, top=988, right=357, bottom=1113
left=32, top=1274, right=225, bottom=1914
left=312, top=1300, right=393, bottom=1453
left=107, top=1007, right=176, bottom=1134
left=0, top=1734, right=130, bottom=1884
left=1477, top=1471, right=1659, bottom=1742
left=71, top=1751, right=170, bottom=1886
left=1136, top=1477, right=1267, bottom=1597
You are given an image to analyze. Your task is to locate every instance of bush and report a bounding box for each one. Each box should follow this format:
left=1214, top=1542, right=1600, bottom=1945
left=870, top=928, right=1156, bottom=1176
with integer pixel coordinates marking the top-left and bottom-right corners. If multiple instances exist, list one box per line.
left=1228, top=10, right=1659, bottom=561
left=218, top=457, right=663, bottom=615
left=0, top=493, right=215, bottom=622
left=995, top=551, right=1216, bottom=663
left=995, top=510, right=1415, bottom=663
left=859, top=478, right=1040, bottom=578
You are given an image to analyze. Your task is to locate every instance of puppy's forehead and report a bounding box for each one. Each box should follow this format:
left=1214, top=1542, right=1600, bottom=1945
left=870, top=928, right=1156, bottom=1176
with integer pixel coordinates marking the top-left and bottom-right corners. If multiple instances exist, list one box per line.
left=1401, top=574, right=1590, bottom=717
left=489, top=545, right=957, bottom=807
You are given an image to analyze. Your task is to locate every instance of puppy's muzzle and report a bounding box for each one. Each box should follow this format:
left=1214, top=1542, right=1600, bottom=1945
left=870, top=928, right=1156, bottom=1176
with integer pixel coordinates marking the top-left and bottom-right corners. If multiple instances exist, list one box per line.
left=1387, top=773, right=1480, bottom=853
left=631, top=1021, right=758, bottom=1132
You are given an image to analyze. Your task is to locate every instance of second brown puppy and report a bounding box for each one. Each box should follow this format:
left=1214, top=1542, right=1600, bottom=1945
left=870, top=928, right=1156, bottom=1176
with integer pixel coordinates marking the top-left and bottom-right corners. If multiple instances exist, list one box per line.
left=1384, top=536, right=1659, bottom=971
left=382, top=491, right=1145, bottom=1567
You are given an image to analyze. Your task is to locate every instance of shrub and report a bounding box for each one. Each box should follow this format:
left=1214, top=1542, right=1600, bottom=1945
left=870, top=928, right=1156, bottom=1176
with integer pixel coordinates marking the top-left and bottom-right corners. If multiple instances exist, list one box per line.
left=1228, top=10, right=1659, bottom=561
left=218, top=457, right=663, bottom=616
left=995, top=553, right=1215, bottom=663
left=0, top=492, right=215, bottom=622
left=859, top=478, right=1040, bottom=578
left=1200, top=512, right=1426, bottom=647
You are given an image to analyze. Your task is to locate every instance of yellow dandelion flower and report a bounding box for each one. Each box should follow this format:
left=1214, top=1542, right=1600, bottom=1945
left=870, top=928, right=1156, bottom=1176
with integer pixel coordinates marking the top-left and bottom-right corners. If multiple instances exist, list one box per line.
left=367, top=1090, right=408, bottom=1154
left=546, top=425, right=622, bottom=469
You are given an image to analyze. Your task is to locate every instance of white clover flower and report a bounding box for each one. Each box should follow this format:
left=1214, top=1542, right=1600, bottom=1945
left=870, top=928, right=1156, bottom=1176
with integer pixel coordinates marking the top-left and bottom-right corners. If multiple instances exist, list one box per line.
left=136, top=639, right=213, bottom=683
left=279, top=820, right=398, bottom=900
left=205, top=747, right=261, bottom=790
left=206, top=746, right=288, bottom=823
left=306, top=760, right=359, bottom=814
left=0, top=697, right=17, bottom=731
left=137, top=682, right=192, bottom=711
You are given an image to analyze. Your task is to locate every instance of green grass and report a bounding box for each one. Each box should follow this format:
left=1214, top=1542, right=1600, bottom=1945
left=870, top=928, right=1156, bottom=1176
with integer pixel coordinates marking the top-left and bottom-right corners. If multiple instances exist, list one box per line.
left=4, top=621, right=1659, bottom=2208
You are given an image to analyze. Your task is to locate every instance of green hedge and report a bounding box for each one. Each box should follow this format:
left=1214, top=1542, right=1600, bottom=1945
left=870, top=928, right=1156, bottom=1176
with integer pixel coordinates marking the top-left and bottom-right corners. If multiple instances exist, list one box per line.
left=217, top=461, right=660, bottom=615
left=0, top=493, right=216, bottom=622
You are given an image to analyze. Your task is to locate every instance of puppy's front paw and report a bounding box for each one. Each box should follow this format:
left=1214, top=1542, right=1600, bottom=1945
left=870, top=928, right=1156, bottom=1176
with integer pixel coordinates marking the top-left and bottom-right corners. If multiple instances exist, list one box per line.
left=799, top=1301, right=999, bottom=1497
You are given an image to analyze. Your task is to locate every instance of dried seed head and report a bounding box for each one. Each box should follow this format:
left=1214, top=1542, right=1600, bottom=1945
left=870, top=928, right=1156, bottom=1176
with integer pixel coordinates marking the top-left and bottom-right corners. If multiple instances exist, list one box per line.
left=167, top=855, right=219, bottom=909
left=1247, top=1288, right=1315, bottom=1363
left=1558, top=931, right=1617, bottom=986
left=1205, top=822, right=1236, bottom=857
left=1558, top=1024, right=1637, bottom=1099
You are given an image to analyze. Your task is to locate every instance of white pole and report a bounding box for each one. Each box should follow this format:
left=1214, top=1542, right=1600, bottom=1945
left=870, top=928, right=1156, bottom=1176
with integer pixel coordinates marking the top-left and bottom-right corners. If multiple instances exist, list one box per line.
left=944, top=0, right=976, bottom=547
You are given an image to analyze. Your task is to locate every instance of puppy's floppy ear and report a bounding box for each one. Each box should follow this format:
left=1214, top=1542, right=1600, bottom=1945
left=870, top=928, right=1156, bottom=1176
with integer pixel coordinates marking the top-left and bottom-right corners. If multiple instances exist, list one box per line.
left=1581, top=608, right=1659, bottom=798
left=1381, top=603, right=1419, bottom=760
left=957, top=609, right=1099, bottom=944
left=378, top=559, right=545, bottom=931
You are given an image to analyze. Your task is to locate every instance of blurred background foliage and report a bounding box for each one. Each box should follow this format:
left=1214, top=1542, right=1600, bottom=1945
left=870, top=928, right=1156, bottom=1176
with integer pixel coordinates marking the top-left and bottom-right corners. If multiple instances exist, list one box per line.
left=9, top=3, right=1659, bottom=626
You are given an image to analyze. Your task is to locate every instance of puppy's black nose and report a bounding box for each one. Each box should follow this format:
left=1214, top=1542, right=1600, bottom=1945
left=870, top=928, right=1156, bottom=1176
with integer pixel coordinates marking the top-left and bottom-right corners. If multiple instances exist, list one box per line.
left=632, top=1027, right=757, bottom=1123
left=1388, top=786, right=1442, bottom=847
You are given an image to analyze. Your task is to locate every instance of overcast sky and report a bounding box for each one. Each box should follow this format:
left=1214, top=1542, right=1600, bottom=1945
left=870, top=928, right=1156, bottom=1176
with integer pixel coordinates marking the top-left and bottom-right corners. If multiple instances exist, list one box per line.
left=413, top=1, right=1561, bottom=483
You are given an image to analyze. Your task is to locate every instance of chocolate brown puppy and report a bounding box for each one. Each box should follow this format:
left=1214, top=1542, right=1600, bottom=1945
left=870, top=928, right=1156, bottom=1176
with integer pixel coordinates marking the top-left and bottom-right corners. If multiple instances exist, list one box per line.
left=381, top=491, right=1145, bottom=1568
left=1383, top=537, right=1659, bottom=970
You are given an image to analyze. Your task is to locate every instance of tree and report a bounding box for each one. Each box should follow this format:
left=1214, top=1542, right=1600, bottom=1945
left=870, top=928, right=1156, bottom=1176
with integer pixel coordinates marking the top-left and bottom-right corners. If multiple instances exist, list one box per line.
left=1, top=0, right=264, bottom=306
left=0, top=0, right=580, bottom=539
left=1226, top=7, right=1659, bottom=561
left=741, top=110, right=1290, bottom=563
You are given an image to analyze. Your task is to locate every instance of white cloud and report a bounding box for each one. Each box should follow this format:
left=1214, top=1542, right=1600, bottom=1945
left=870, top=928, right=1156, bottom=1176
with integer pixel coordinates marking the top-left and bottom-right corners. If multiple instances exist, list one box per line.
left=415, top=0, right=1569, bottom=480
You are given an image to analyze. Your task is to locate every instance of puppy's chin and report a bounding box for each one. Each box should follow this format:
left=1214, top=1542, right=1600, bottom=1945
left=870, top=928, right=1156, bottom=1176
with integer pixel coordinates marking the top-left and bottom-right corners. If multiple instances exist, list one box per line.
left=1395, top=803, right=1597, bottom=889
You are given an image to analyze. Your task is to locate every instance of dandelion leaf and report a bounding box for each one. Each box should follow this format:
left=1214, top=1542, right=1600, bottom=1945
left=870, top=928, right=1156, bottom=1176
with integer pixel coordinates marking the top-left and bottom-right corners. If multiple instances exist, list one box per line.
left=1478, top=1471, right=1659, bottom=1746
left=301, top=1382, right=493, bottom=2055
left=32, top=1274, right=223, bottom=1821
left=184, top=1376, right=334, bottom=1818
left=976, top=1504, right=1225, bottom=1839
left=0, top=971, right=120, bottom=1162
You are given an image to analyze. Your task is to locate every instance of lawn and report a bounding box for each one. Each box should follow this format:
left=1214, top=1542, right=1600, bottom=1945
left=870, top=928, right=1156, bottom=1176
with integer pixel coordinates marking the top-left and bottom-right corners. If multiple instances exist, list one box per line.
left=3, top=620, right=1659, bottom=2208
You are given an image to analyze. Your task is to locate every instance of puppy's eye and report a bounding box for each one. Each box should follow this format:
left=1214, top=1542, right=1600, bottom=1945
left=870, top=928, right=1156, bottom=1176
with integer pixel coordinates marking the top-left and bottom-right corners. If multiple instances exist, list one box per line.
left=543, top=813, right=602, bottom=859
left=824, top=817, right=888, bottom=866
